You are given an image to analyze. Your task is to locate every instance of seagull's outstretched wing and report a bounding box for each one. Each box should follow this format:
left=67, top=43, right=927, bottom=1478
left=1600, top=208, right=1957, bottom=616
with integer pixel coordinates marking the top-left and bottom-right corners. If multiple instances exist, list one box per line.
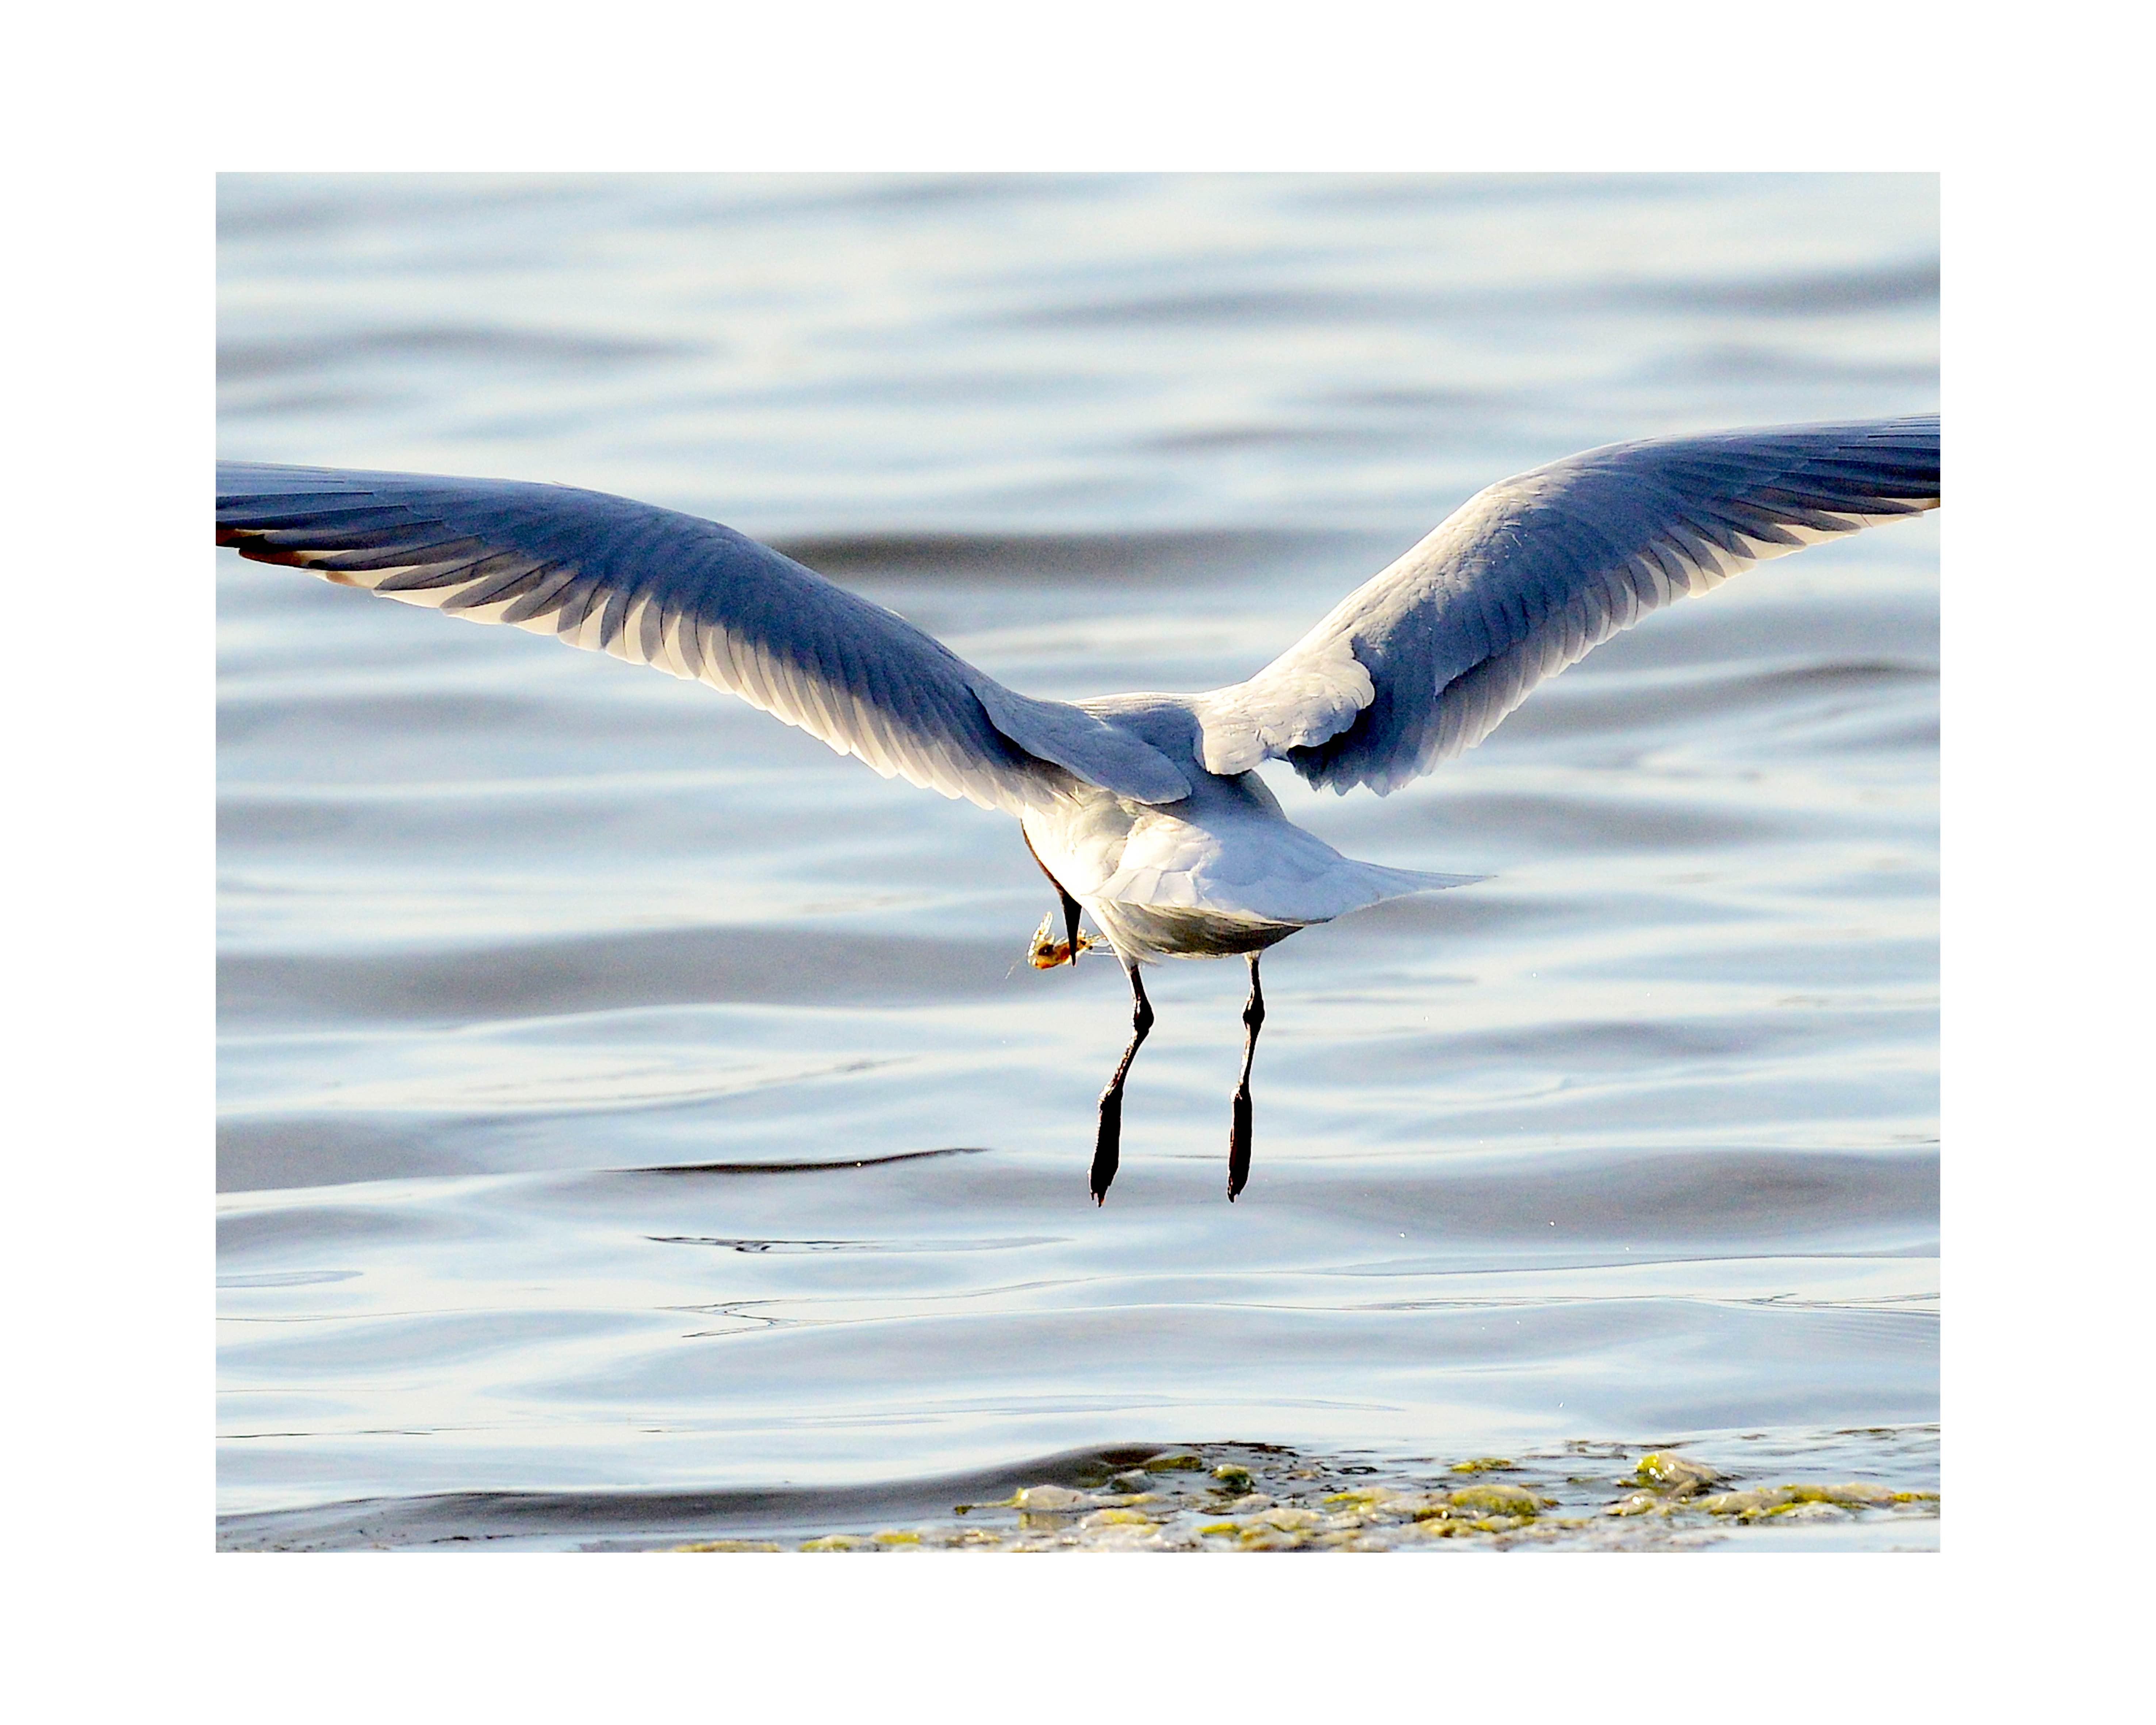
left=218, top=463, right=1190, bottom=812
left=1193, top=415, right=1940, bottom=795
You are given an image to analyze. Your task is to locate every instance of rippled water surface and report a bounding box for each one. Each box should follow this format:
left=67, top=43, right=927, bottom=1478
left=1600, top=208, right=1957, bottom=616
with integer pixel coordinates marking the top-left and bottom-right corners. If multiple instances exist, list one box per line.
left=218, top=173, right=1938, bottom=1549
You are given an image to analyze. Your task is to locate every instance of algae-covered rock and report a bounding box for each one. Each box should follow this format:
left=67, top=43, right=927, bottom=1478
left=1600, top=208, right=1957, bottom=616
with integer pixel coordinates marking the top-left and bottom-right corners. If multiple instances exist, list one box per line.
left=1319, top=1487, right=1432, bottom=1524
left=1696, top=1488, right=1792, bottom=1518
left=1694, top=1481, right=1931, bottom=1522
left=1144, top=1453, right=1206, bottom=1472
left=1449, top=1457, right=1517, bottom=1474
left=1211, top=1465, right=1256, bottom=1493
left=1768, top=1501, right=1851, bottom=1523
left=871, top=1529, right=924, bottom=1546
left=800, top=1534, right=869, bottom=1551
left=1634, top=1453, right=1723, bottom=1496
left=1449, top=1483, right=1553, bottom=1518
left=675, top=1539, right=783, bottom=1552
left=1603, top=1491, right=1664, bottom=1518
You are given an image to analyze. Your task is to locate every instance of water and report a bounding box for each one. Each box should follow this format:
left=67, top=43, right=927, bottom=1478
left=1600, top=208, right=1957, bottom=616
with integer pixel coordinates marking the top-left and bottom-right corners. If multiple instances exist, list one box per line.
left=217, top=173, right=1938, bottom=1550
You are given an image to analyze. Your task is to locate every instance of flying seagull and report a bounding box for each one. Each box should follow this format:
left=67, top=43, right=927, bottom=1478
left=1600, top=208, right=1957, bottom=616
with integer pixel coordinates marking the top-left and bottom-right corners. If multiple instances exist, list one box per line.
left=216, top=414, right=1940, bottom=1203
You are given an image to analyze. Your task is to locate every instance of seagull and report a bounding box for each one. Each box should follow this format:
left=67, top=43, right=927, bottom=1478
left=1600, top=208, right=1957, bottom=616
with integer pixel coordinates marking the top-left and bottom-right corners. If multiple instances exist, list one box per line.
left=217, top=414, right=1940, bottom=1204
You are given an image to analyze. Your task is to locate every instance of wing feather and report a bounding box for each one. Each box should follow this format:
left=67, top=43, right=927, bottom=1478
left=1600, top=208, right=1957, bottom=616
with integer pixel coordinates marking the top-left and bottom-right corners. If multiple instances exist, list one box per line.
left=218, top=462, right=1191, bottom=811
left=1191, top=415, right=1938, bottom=793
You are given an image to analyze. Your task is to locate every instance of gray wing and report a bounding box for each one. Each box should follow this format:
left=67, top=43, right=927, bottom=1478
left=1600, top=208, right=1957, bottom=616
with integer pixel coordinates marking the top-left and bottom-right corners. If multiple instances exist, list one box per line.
left=1191, top=415, right=1940, bottom=794
left=217, top=463, right=1190, bottom=812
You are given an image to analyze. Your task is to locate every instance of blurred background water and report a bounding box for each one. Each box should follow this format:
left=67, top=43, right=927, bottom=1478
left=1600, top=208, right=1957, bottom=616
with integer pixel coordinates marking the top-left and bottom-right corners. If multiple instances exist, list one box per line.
left=216, top=173, right=1938, bottom=1549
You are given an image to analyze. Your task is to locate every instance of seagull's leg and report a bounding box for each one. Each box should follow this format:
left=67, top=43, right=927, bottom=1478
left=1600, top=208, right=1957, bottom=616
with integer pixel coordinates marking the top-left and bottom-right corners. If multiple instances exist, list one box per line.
left=1227, top=955, right=1265, bottom=1202
left=1092, top=962, right=1154, bottom=1205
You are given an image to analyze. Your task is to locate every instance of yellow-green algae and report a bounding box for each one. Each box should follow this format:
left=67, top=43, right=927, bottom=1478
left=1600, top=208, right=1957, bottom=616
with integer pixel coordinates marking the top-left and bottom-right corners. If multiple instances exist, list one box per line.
left=666, top=1437, right=1937, bottom=1552
left=1448, top=1483, right=1555, bottom=1518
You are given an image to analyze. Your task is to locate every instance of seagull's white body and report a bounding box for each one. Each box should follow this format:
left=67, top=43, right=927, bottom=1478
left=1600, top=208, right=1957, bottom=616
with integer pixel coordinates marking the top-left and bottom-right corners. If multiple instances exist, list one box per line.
left=1017, top=705, right=1470, bottom=963
left=217, top=414, right=1939, bottom=1200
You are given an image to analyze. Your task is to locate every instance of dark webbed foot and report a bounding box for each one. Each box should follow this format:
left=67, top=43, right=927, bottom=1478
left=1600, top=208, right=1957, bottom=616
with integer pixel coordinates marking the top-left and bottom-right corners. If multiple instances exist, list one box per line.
left=1091, top=963, right=1153, bottom=1205
left=1227, top=955, right=1265, bottom=1202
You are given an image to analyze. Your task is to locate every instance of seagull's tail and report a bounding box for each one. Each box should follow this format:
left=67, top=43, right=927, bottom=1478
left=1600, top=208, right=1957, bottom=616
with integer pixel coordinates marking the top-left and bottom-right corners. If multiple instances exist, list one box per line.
left=1344, top=861, right=1490, bottom=907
